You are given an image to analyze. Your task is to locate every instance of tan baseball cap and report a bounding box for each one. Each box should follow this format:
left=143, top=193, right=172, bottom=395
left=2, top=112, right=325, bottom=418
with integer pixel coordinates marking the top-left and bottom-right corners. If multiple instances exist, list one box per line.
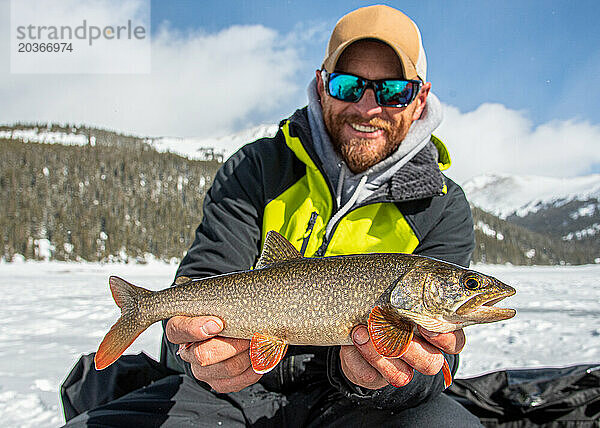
left=322, top=5, right=427, bottom=81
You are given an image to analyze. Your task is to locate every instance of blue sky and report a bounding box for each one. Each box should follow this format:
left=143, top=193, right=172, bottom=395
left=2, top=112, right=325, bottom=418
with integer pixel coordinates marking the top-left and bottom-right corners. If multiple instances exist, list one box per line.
left=1, top=0, right=599, bottom=180
left=150, top=0, right=600, bottom=127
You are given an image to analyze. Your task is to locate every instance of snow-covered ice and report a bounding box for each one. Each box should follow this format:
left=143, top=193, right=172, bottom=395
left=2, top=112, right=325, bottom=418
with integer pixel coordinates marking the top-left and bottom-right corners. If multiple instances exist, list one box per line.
left=0, top=261, right=598, bottom=426
left=0, top=261, right=175, bottom=427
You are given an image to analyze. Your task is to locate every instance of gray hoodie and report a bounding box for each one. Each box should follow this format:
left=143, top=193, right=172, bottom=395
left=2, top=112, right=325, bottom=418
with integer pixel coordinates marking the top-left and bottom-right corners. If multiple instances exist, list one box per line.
left=306, top=77, right=444, bottom=238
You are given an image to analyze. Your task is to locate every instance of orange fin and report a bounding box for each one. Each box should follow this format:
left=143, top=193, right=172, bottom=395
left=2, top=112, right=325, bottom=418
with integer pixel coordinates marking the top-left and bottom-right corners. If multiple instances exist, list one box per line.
left=441, top=358, right=453, bottom=389
left=94, top=276, right=154, bottom=370
left=249, top=333, right=288, bottom=374
left=368, top=305, right=414, bottom=358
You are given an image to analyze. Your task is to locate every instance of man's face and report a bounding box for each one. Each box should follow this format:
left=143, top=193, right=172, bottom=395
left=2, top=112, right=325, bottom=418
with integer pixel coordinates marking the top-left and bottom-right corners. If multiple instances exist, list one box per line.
left=316, top=40, right=430, bottom=173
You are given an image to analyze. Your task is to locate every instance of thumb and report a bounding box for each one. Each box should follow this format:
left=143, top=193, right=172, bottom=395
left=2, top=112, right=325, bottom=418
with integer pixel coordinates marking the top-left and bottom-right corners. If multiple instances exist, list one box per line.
left=166, top=315, right=223, bottom=343
left=352, top=325, right=370, bottom=347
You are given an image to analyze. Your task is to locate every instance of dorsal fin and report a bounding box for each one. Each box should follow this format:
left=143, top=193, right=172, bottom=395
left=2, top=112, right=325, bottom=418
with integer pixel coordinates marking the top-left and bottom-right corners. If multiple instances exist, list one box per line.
left=255, top=230, right=303, bottom=269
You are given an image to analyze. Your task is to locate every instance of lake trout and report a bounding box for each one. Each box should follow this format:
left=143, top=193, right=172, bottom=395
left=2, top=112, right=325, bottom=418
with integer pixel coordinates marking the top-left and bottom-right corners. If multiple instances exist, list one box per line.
left=95, top=231, right=516, bottom=387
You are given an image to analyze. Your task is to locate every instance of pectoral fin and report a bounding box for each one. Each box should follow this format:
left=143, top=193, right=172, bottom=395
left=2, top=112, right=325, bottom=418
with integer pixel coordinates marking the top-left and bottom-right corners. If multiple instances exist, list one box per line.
left=368, top=306, right=414, bottom=358
left=249, top=333, right=288, bottom=374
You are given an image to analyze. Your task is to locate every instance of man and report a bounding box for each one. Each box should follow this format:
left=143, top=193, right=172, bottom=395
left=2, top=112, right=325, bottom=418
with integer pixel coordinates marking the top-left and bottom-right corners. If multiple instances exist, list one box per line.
left=64, top=5, right=479, bottom=427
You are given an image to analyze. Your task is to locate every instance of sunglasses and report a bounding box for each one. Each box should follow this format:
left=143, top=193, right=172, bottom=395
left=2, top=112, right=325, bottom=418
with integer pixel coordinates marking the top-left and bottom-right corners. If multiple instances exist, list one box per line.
left=321, top=70, right=422, bottom=108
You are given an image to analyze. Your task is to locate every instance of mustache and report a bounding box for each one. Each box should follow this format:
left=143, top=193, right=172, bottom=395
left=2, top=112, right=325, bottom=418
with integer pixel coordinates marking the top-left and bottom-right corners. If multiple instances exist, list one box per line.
left=342, top=115, right=393, bottom=131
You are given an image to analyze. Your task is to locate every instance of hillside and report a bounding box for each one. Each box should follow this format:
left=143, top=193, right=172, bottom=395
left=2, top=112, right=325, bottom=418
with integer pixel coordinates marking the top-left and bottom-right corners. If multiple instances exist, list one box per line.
left=1, top=124, right=221, bottom=262
left=2, top=123, right=597, bottom=265
left=464, top=173, right=600, bottom=263
left=470, top=206, right=593, bottom=265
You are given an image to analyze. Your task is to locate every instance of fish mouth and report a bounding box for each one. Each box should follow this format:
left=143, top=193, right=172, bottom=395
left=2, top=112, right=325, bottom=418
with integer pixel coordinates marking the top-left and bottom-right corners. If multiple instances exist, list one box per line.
left=455, top=288, right=516, bottom=322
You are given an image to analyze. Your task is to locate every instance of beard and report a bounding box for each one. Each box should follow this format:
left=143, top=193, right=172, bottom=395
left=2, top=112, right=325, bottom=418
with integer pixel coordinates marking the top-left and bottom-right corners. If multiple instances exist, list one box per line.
left=322, top=105, right=413, bottom=174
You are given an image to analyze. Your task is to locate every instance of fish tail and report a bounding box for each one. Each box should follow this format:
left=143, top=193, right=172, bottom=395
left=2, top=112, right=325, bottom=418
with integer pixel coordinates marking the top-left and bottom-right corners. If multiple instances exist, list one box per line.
left=94, top=276, right=155, bottom=370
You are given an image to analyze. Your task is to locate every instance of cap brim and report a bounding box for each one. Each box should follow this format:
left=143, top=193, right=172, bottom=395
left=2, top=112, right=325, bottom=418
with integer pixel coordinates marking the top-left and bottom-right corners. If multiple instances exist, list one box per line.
left=322, top=36, right=419, bottom=80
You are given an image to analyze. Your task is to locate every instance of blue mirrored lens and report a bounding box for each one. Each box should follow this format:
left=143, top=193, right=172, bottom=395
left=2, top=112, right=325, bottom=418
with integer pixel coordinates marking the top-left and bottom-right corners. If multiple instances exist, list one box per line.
left=327, top=73, right=418, bottom=107
left=328, top=74, right=365, bottom=103
left=377, top=80, right=414, bottom=106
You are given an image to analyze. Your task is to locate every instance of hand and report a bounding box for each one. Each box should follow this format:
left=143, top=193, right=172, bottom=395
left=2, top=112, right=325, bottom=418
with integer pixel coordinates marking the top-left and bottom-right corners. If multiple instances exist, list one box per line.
left=165, top=316, right=262, bottom=393
left=339, top=324, right=465, bottom=390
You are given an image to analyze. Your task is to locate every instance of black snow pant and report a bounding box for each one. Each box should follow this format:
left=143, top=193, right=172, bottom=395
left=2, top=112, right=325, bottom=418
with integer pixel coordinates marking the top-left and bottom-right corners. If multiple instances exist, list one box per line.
left=62, top=372, right=482, bottom=427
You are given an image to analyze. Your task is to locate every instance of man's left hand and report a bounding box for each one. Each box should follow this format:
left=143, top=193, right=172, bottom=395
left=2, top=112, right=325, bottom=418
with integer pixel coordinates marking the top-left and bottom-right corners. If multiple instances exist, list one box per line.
left=339, top=325, right=465, bottom=389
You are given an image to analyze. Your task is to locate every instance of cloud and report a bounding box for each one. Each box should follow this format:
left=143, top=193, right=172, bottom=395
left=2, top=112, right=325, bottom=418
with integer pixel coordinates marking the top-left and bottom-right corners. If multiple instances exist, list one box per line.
left=1, top=0, right=598, bottom=183
left=0, top=0, right=303, bottom=137
left=436, top=102, right=600, bottom=183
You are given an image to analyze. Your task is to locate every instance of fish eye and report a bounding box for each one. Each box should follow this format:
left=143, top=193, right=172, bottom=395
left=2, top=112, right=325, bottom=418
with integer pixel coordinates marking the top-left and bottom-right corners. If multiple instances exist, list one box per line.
left=463, top=274, right=481, bottom=290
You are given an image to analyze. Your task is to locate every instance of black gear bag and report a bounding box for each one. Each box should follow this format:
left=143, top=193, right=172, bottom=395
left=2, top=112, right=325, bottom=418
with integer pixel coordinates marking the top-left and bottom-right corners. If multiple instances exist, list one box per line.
left=447, top=364, right=600, bottom=427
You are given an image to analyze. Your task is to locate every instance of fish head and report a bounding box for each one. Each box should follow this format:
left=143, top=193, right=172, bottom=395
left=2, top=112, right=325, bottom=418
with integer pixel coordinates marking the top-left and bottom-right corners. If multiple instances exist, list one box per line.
left=389, top=259, right=516, bottom=331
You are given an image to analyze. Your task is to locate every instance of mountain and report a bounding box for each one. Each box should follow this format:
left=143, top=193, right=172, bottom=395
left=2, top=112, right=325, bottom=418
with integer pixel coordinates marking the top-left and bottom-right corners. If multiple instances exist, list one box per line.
left=0, top=122, right=280, bottom=162
left=1, top=123, right=221, bottom=263
left=2, top=123, right=598, bottom=265
left=146, top=124, right=279, bottom=162
left=464, top=173, right=600, bottom=264
left=470, top=206, right=593, bottom=265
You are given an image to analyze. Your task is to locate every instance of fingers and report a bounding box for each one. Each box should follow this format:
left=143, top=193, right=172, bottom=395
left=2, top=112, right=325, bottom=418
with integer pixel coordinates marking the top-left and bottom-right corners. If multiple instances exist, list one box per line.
left=188, top=347, right=262, bottom=393
left=165, top=315, right=224, bottom=344
left=178, top=336, right=251, bottom=367
left=340, top=344, right=388, bottom=389
left=176, top=331, right=261, bottom=393
left=200, top=365, right=262, bottom=394
left=418, top=326, right=466, bottom=355
left=166, top=316, right=262, bottom=393
left=341, top=324, right=456, bottom=390
left=341, top=326, right=414, bottom=389
left=189, top=351, right=261, bottom=393
left=400, top=336, right=445, bottom=376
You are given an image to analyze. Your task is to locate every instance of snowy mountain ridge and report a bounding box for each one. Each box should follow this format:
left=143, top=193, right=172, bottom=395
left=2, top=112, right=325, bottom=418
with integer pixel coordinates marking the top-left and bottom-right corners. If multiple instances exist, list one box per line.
left=464, top=173, right=600, bottom=261
left=2, top=122, right=598, bottom=264
left=0, top=122, right=280, bottom=162
left=463, top=173, right=600, bottom=219
left=147, top=124, right=279, bottom=161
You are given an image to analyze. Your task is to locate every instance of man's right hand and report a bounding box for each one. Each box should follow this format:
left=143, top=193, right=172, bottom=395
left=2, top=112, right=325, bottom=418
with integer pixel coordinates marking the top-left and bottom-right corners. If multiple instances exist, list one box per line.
left=165, top=316, right=262, bottom=393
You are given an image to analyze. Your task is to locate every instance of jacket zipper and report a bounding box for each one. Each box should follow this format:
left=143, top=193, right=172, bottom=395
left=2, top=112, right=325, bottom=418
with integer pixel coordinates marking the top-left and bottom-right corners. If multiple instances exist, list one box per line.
left=288, top=120, right=432, bottom=257
left=314, top=199, right=403, bottom=257
left=300, top=211, right=318, bottom=256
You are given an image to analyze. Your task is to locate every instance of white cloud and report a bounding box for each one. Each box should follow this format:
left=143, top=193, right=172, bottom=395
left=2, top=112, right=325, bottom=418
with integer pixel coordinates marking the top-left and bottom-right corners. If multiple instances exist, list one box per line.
left=1, top=0, right=598, bottom=183
left=0, top=0, right=302, bottom=137
left=436, top=102, right=600, bottom=183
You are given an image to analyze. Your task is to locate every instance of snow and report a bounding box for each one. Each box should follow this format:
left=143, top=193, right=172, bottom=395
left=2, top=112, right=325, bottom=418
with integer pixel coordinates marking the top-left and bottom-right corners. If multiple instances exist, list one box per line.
left=148, top=124, right=279, bottom=161
left=563, top=223, right=600, bottom=240
left=0, top=261, right=598, bottom=426
left=463, top=173, right=600, bottom=218
left=0, top=130, right=88, bottom=146
left=34, top=239, right=55, bottom=261
left=474, top=220, right=504, bottom=240
left=570, top=203, right=598, bottom=220
left=458, top=264, right=600, bottom=375
left=1, top=124, right=279, bottom=162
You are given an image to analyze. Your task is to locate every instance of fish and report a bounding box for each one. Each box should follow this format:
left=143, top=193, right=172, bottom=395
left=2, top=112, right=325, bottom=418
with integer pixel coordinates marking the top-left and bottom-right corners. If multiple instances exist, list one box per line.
left=95, top=230, right=516, bottom=388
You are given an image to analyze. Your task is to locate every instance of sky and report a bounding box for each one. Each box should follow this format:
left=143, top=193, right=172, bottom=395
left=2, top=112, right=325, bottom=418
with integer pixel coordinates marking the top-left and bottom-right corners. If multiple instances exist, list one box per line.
left=1, top=0, right=599, bottom=182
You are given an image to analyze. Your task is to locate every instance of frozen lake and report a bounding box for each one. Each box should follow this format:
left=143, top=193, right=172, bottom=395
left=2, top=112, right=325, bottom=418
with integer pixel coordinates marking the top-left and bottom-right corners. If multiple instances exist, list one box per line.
left=0, top=261, right=598, bottom=426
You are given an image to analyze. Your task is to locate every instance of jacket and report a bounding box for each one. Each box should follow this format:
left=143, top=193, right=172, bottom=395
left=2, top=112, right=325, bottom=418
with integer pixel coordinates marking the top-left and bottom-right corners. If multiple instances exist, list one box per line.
left=163, top=107, right=475, bottom=410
